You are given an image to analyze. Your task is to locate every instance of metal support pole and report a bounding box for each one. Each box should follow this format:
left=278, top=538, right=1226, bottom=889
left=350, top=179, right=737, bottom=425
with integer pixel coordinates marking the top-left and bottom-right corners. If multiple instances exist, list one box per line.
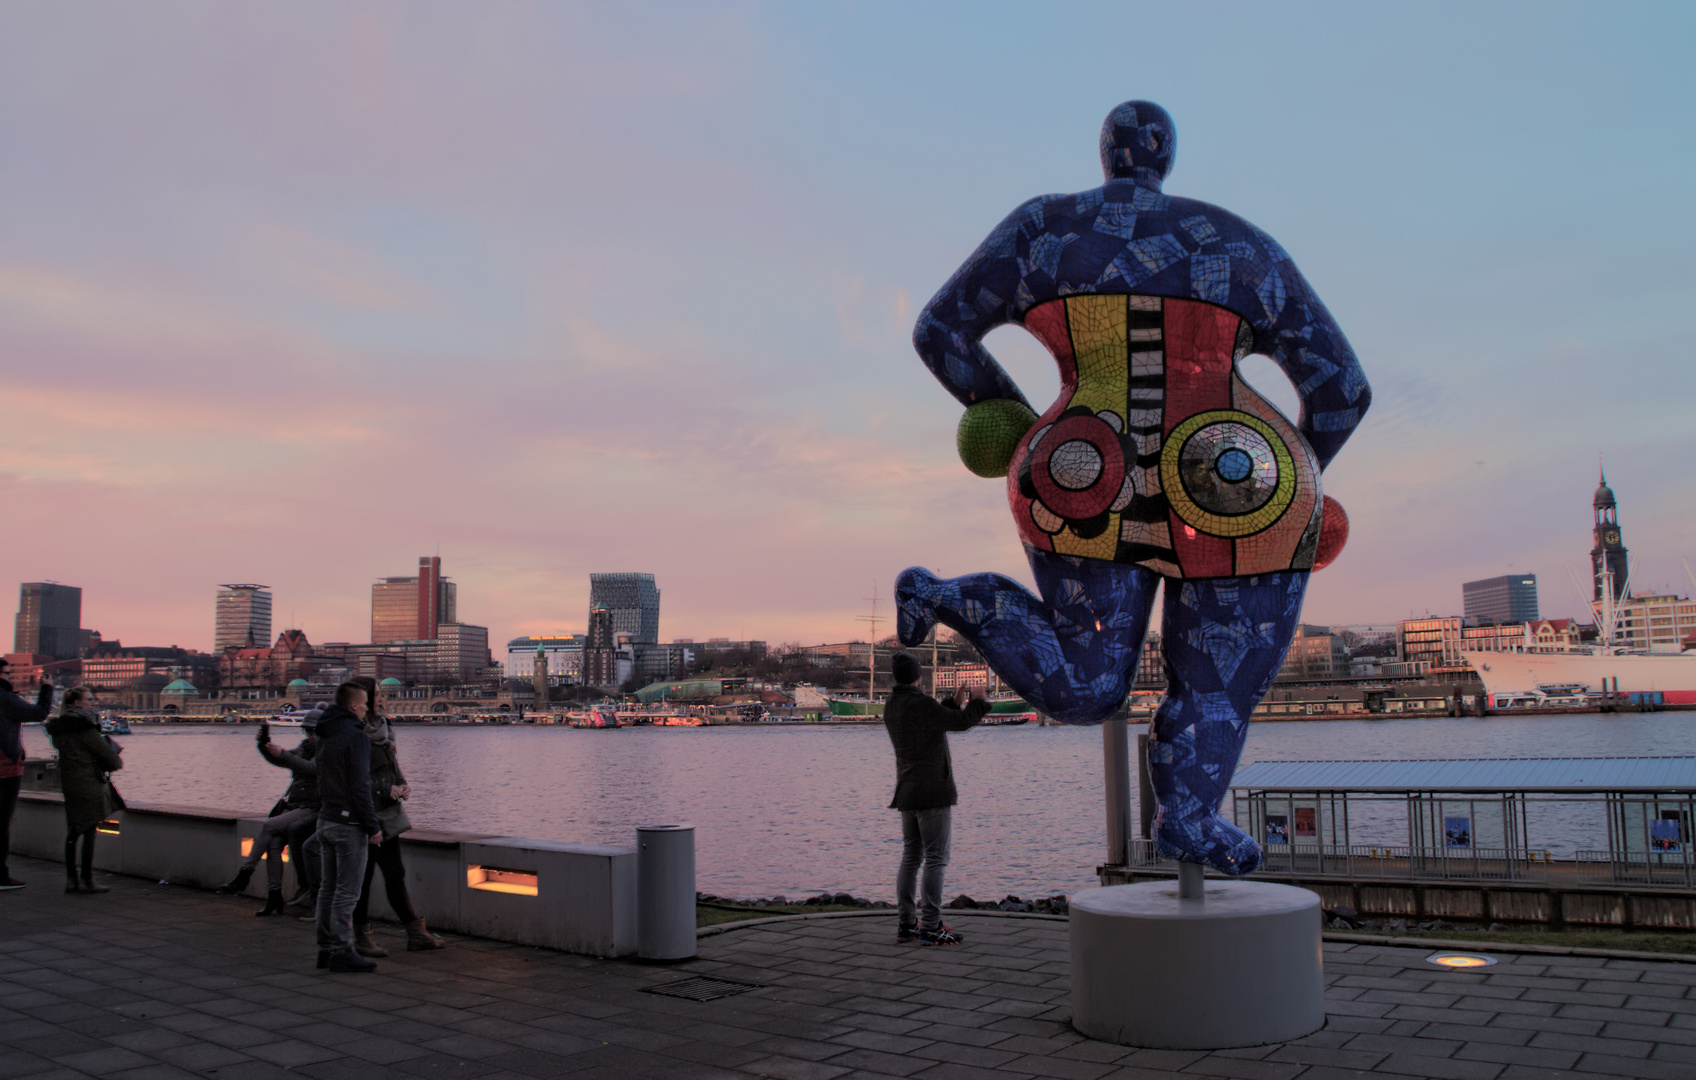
left=1177, top=861, right=1204, bottom=900
left=1136, top=732, right=1154, bottom=841
left=1103, top=717, right=1130, bottom=866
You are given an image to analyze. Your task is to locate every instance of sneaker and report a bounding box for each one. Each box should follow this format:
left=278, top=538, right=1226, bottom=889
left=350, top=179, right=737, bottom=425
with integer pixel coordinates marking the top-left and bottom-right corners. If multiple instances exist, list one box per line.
left=918, top=923, right=962, bottom=946
left=0, top=878, right=26, bottom=891
left=896, top=923, right=919, bottom=944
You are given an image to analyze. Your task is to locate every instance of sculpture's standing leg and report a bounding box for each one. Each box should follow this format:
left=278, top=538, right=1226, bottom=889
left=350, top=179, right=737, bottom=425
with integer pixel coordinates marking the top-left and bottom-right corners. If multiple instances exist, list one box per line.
left=1150, top=571, right=1308, bottom=875
left=896, top=548, right=1159, bottom=725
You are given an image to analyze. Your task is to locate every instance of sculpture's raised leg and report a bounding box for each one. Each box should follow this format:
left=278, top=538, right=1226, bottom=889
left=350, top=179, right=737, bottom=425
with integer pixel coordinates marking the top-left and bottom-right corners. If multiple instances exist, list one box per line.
left=895, top=548, right=1159, bottom=725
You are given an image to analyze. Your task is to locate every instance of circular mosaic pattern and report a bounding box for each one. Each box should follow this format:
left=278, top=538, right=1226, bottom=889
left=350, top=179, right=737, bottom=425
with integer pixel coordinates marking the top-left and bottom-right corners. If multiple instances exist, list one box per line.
left=1160, top=410, right=1297, bottom=538
left=1049, top=440, right=1104, bottom=490
left=1030, top=413, right=1126, bottom=521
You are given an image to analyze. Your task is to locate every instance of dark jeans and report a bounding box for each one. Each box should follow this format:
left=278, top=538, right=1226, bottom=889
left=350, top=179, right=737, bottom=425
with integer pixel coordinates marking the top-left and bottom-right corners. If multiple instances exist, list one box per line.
left=897, top=807, right=952, bottom=931
left=288, top=816, right=319, bottom=896
left=354, top=835, right=417, bottom=925
left=315, top=822, right=370, bottom=954
left=241, top=806, right=315, bottom=891
left=0, top=775, right=20, bottom=880
left=64, top=824, right=96, bottom=882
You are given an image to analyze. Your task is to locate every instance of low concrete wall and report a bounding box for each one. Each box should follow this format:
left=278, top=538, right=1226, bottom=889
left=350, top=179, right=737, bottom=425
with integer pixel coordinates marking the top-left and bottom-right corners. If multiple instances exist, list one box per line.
left=12, top=793, right=639, bottom=957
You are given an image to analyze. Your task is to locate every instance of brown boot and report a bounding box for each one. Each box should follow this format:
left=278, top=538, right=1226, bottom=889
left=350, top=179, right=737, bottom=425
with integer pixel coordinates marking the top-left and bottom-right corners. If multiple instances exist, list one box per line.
left=405, top=918, right=446, bottom=951
left=353, top=923, right=388, bottom=958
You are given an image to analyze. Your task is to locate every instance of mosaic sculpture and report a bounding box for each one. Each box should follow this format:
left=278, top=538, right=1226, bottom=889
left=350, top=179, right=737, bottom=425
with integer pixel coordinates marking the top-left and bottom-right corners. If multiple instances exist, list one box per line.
left=898, top=101, right=1370, bottom=875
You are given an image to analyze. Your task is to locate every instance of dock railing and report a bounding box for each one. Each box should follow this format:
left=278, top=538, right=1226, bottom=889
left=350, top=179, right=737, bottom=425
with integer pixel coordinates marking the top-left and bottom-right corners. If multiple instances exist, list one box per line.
left=1126, top=839, right=1549, bottom=883
left=1576, top=849, right=1696, bottom=888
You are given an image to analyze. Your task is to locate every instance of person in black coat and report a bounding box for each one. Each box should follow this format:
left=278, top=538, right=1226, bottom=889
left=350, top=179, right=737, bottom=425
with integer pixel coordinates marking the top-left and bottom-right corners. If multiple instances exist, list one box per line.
left=0, top=659, right=53, bottom=890
left=45, top=687, right=123, bottom=894
left=313, top=683, right=381, bottom=973
left=883, top=652, right=990, bottom=945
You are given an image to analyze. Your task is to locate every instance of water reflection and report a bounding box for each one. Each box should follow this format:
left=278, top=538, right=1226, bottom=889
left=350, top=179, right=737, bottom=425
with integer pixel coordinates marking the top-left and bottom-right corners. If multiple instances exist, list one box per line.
left=21, top=712, right=1695, bottom=898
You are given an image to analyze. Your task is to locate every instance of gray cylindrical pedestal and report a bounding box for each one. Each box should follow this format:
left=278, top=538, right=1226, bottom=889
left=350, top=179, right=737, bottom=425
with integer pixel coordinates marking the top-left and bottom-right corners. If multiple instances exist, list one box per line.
left=1070, top=881, right=1323, bottom=1048
left=636, top=824, right=696, bottom=961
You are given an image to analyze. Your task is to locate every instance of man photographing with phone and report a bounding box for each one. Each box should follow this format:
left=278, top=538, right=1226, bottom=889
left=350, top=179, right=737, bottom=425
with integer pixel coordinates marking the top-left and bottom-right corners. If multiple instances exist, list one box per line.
left=883, top=652, right=991, bottom=946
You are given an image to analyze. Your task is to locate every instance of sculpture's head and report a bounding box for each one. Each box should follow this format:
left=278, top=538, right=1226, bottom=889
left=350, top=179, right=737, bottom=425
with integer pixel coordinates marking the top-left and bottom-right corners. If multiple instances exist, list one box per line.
left=1099, top=100, right=1175, bottom=186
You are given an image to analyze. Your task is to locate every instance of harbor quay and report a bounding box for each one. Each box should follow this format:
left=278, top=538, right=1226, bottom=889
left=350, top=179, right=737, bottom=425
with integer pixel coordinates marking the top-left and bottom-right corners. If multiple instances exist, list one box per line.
left=6, top=852, right=1696, bottom=1080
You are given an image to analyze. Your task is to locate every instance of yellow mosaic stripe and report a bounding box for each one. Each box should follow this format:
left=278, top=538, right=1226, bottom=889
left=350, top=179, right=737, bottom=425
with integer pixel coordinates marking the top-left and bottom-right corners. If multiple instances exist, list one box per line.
left=1063, top=295, right=1128, bottom=419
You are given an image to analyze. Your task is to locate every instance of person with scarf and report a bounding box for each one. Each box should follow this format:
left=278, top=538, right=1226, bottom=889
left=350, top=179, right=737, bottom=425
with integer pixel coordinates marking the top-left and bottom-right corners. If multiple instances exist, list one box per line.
left=347, top=675, right=445, bottom=955
left=45, top=686, right=123, bottom=894
left=0, top=659, right=54, bottom=890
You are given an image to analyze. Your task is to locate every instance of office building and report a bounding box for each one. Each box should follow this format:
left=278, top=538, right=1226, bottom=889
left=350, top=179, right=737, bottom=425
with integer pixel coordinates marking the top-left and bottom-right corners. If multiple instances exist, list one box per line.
left=433, top=623, right=492, bottom=683
left=1277, top=625, right=1350, bottom=681
left=215, top=585, right=273, bottom=651
left=371, top=557, right=457, bottom=643
left=1398, top=616, right=1465, bottom=670
left=1462, top=575, right=1539, bottom=625
left=588, top=573, right=660, bottom=645
left=1606, top=593, right=1696, bottom=654
left=14, top=582, right=82, bottom=661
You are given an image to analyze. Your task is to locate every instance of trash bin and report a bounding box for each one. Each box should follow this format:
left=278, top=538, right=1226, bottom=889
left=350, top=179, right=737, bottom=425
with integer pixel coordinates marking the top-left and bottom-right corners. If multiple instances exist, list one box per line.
left=637, top=823, right=696, bottom=961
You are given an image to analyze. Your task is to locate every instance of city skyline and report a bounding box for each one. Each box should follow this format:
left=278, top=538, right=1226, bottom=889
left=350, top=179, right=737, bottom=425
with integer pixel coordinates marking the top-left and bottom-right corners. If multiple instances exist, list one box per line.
left=1, top=4, right=1692, bottom=651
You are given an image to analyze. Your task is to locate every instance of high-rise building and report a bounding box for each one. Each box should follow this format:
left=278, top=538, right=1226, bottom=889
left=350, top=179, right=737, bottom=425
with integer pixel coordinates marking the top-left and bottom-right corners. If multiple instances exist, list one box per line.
left=1462, top=575, right=1539, bottom=625
left=371, top=557, right=457, bottom=643
left=215, top=585, right=273, bottom=651
left=582, top=608, right=618, bottom=688
left=1591, top=468, right=1631, bottom=602
left=371, top=577, right=419, bottom=644
left=588, top=573, right=660, bottom=645
left=14, top=582, right=82, bottom=661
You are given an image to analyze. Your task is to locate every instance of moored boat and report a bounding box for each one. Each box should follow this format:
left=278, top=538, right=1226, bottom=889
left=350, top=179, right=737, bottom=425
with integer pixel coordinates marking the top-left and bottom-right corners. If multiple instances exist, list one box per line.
left=1464, top=650, right=1696, bottom=708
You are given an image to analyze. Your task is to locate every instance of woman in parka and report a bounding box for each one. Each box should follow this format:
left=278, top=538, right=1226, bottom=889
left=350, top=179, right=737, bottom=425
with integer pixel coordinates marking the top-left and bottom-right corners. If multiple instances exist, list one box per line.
left=46, top=686, right=123, bottom=894
left=348, top=675, right=445, bottom=955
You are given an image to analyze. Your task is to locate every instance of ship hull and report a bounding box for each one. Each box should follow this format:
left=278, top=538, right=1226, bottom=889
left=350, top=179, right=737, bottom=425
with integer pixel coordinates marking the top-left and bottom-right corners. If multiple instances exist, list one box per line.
left=1463, top=651, right=1696, bottom=704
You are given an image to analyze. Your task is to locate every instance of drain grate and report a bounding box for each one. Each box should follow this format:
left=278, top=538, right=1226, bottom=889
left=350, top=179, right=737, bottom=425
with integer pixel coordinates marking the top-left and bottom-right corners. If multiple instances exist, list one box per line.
left=642, top=975, right=764, bottom=1002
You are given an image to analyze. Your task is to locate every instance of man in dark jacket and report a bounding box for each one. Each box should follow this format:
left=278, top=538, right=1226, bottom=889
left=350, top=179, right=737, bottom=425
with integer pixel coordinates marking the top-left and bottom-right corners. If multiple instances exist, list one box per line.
left=883, top=652, right=990, bottom=945
left=313, top=684, right=380, bottom=973
left=0, top=659, right=53, bottom=890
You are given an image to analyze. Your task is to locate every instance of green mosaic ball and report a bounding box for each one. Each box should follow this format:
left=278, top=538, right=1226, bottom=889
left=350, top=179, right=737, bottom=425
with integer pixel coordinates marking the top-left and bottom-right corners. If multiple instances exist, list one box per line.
left=957, top=399, right=1038, bottom=478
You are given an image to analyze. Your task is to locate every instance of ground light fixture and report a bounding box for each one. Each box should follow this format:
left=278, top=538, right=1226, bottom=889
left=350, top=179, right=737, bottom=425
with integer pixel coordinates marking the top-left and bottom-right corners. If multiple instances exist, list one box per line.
left=1426, top=952, right=1497, bottom=969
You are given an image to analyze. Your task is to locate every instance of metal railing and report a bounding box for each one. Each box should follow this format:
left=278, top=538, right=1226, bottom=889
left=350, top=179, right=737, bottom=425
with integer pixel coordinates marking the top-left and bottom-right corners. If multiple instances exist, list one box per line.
left=1125, top=839, right=1549, bottom=882
left=1576, top=850, right=1696, bottom=888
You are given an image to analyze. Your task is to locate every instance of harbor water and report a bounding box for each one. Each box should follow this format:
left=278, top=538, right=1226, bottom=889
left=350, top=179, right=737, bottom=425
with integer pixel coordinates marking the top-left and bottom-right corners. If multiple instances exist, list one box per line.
left=21, top=712, right=1696, bottom=900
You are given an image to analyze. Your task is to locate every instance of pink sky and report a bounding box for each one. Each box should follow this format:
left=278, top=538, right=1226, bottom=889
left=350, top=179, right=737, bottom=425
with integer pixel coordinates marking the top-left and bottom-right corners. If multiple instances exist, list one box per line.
left=3, top=4, right=1692, bottom=653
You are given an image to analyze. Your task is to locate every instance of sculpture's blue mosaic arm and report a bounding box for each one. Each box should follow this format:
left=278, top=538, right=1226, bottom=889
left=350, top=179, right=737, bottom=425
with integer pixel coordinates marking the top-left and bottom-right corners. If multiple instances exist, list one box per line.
left=910, top=200, right=1043, bottom=412
left=912, top=193, right=1369, bottom=468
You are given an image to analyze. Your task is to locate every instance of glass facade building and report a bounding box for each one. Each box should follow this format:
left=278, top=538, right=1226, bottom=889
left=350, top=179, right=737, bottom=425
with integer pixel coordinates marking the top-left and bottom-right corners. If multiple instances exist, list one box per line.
left=14, top=582, right=82, bottom=661
left=588, top=573, right=660, bottom=645
left=214, top=584, right=273, bottom=652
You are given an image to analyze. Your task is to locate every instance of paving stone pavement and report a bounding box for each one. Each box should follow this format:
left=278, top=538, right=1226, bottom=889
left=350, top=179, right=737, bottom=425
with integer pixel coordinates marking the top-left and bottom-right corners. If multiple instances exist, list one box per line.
left=2, top=856, right=1693, bottom=1080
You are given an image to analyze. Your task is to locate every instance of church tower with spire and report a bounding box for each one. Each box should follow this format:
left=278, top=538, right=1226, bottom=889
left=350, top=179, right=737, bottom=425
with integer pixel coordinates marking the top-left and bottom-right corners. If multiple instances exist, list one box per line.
left=1591, top=465, right=1630, bottom=602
